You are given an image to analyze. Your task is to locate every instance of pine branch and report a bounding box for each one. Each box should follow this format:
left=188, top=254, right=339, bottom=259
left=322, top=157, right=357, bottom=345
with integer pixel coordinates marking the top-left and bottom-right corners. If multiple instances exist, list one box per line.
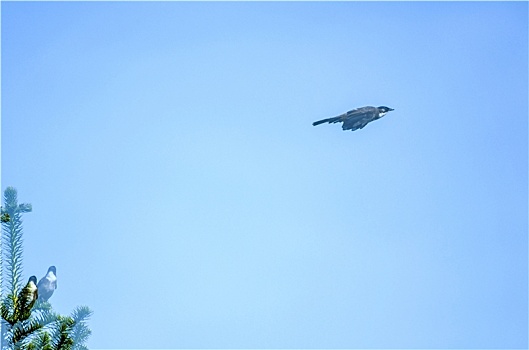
left=2, top=187, right=32, bottom=299
left=69, top=306, right=93, bottom=349
left=9, top=307, right=63, bottom=349
left=26, top=332, right=54, bottom=350
left=50, top=316, right=75, bottom=350
left=0, top=208, right=10, bottom=223
left=11, top=318, right=45, bottom=346
left=1, top=295, right=17, bottom=326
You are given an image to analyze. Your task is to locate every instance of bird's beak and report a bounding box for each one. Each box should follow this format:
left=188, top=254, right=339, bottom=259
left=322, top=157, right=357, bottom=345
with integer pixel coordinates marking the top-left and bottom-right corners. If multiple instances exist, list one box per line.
left=389, top=108, right=394, bottom=111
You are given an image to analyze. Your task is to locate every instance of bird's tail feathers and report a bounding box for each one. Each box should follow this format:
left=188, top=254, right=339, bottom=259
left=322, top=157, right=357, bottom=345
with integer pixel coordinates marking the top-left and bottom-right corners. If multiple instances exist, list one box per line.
left=312, top=116, right=342, bottom=126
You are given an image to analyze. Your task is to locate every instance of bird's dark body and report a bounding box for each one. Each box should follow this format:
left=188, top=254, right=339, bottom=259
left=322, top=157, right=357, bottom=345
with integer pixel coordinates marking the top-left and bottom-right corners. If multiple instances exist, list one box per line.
left=313, top=105, right=393, bottom=131
left=37, top=266, right=57, bottom=302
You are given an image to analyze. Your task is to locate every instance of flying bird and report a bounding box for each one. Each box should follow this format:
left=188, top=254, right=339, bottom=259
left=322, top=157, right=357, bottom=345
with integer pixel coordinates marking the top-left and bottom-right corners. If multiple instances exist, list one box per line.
left=313, top=105, right=394, bottom=131
left=37, top=266, right=57, bottom=302
left=16, top=276, right=38, bottom=321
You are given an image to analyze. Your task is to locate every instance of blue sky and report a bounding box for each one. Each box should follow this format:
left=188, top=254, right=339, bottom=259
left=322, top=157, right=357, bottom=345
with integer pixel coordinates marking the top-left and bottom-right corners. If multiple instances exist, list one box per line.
left=1, top=1, right=527, bottom=349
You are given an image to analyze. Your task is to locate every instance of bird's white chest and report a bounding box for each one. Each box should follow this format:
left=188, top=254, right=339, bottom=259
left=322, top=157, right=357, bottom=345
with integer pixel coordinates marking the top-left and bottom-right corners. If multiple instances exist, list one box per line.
left=45, top=274, right=57, bottom=288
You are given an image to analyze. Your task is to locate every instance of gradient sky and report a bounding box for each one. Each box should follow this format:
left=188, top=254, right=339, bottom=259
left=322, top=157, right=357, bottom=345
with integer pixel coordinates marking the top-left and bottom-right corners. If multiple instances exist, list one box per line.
left=1, top=1, right=527, bottom=349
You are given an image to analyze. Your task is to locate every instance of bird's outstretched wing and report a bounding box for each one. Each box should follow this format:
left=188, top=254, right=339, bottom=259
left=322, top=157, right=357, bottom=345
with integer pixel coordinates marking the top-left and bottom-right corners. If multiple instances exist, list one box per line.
left=340, top=107, right=378, bottom=131
left=341, top=114, right=372, bottom=131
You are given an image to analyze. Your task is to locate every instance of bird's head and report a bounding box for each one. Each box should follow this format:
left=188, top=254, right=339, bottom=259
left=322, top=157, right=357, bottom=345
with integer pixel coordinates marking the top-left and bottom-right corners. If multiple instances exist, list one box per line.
left=377, top=106, right=394, bottom=118
left=28, top=276, right=37, bottom=285
left=378, top=106, right=394, bottom=113
left=48, top=266, right=56, bottom=275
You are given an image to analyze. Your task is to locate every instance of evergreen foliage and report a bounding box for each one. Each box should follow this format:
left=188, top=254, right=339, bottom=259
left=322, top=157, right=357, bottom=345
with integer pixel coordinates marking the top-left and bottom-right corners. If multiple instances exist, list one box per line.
left=2, top=187, right=32, bottom=300
left=1, top=187, right=92, bottom=350
left=68, top=307, right=92, bottom=350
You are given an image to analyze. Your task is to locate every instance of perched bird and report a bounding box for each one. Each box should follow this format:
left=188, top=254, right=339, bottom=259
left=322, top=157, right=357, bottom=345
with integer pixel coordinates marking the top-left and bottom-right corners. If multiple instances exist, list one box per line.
left=16, top=276, right=38, bottom=321
left=37, top=266, right=57, bottom=302
left=313, top=105, right=394, bottom=131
